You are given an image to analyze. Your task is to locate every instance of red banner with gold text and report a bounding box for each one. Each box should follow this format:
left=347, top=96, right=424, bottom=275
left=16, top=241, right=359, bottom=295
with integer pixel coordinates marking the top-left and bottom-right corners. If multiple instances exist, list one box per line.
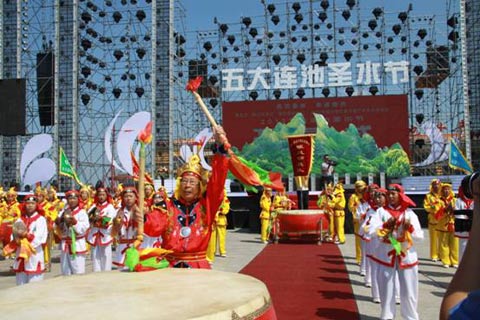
left=287, top=134, right=315, bottom=189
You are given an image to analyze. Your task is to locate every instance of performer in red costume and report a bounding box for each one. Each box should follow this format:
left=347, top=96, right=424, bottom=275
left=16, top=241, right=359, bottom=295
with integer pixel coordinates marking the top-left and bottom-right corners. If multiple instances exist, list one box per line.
left=144, top=126, right=230, bottom=269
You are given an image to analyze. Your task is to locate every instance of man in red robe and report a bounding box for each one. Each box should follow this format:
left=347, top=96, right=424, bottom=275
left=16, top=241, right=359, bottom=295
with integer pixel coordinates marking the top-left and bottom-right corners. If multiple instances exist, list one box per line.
left=144, top=126, right=229, bottom=269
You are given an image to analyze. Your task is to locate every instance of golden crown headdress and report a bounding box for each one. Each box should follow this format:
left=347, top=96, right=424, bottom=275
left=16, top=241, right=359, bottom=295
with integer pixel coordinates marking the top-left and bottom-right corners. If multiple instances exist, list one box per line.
left=174, top=154, right=209, bottom=200
left=177, top=154, right=205, bottom=179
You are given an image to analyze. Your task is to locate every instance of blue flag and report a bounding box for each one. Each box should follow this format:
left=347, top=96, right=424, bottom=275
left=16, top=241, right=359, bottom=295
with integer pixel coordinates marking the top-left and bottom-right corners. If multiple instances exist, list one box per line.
left=449, top=140, right=473, bottom=173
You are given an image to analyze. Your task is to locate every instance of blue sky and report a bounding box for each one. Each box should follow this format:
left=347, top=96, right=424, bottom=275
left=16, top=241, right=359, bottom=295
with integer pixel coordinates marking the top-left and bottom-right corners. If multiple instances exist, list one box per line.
left=182, top=0, right=448, bottom=32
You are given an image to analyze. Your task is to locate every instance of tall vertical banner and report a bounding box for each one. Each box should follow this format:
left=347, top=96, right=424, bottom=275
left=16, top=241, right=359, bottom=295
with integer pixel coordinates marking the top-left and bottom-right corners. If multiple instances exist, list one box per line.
left=287, top=134, right=315, bottom=190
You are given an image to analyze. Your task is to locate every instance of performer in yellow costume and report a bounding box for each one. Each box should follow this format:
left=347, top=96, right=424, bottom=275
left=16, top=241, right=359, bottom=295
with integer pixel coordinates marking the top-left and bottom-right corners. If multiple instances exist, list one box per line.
left=46, top=186, right=65, bottom=213
left=80, top=185, right=94, bottom=211
left=270, top=188, right=294, bottom=240
left=34, top=186, right=48, bottom=210
left=0, top=188, right=21, bottom=249
left=423, top=179, right=442, bottom=262
left=259, top=188, right=272, bottom=243
left=332, top=182, right=346, bottom=244
left=144, top=183, right=155, bottom=208
left=317, top=183, right=335, bottom=242
left=348, top=180, right=367, bottom=264
left=272, top=188, right=293, bottom=212
left=113, top=184, right=124, bottom=209
left=43, top=186, right=65, bottom=271
left=206, top=189, right=230, bottom=263
left=435, top=181, right=459, bottom=268
left=0, top=187, right=6, bottom=212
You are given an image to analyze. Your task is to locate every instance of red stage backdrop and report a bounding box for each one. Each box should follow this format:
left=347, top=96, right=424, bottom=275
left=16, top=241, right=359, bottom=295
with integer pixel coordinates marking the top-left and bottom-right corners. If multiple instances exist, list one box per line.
left=222, top=94, right=409, bottom=151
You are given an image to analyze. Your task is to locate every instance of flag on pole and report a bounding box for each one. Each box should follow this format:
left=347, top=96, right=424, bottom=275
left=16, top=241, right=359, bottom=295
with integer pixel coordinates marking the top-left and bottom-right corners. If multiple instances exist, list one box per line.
left=449, top=139, right=473, bottom=174
left=59, top=147, right=83, bottom=185
left=130, top=151, right=154, bottom=185
left=228, top=154, right=284, bottom=192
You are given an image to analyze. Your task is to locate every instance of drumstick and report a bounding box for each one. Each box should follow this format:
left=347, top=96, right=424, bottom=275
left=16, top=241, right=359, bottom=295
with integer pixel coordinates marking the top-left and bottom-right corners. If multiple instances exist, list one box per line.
left=191, top=91, right=218, bottom=127
left=135, top=121, right=153, bottom=248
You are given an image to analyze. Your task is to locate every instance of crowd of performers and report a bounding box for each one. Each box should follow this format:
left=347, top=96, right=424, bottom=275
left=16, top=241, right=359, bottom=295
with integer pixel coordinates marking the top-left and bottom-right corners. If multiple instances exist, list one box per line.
left=0, top=131, right=471, bottom=320
left=0, top=126, right=233, bottom=285
left=313, top=178, right=470, bottom=320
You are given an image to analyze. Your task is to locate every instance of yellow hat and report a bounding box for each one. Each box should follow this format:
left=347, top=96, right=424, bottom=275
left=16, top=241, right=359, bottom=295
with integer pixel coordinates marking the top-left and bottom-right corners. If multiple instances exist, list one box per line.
left=325, top=182, right=334, bottom=192
left=116, top=183, right=124, bottom=193
left=145, top=183, right=155, bottom=190
left=334, top=182, right=344, bottom=192
left=6, top=187, right=17, bottom=196
left=354, top=180, right=367, bottom=189
left=35, top=185, right=47, bottom=196
left=441, top=181, right=452, bottom=189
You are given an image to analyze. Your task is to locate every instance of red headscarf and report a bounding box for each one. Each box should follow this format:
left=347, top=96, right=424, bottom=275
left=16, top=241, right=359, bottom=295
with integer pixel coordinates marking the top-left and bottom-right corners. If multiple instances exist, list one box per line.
left=364, top=183, right=380, bottom=206
left=458, top=186, right=473, bottom=209
left=387, top=184, right=416, bottom=209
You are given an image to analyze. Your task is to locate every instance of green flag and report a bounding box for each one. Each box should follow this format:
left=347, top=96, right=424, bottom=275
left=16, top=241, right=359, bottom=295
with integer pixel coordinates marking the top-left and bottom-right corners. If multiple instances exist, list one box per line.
left=449, top=139, right=473, bottom=174
left=59, top=147, right=82, bottom=185
left=389, top=234, right=402, bottom=256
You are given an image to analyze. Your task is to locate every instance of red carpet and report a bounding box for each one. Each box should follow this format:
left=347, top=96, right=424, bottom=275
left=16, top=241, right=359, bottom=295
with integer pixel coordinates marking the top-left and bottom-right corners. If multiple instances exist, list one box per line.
left=240, top=242, right=359, bottom=320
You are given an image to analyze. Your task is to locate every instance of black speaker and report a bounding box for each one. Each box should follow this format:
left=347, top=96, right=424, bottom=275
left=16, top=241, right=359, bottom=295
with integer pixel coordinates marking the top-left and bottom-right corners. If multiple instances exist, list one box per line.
left=188, top=59, right=208, bottom=79
left=426, top=46, right=449, bottom=73
left=0, top=79, right=26, bottom=136
left=188, top=59, right=217, bottom=98
left=36, top=52, right=54, bottom=126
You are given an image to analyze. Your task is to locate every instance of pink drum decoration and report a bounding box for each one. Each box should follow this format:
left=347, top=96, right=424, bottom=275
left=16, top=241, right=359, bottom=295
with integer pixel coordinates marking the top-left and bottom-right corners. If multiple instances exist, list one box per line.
left=274, top=210, right=326, bottom=244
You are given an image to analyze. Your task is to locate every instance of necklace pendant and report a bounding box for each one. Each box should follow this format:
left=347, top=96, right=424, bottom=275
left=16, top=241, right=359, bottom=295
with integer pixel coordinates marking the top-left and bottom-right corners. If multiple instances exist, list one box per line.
left=180, top=226, right=192, bottom=238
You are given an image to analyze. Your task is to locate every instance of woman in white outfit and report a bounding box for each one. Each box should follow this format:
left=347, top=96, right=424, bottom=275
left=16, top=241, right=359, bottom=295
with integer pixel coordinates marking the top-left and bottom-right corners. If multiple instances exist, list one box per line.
left=358, top=184, right=378, bottom=279
left=111, top=187, right=141, bottom=268
left=368, top=184, right=424, bottom=320
left=87, top=187, right=117, bottom=272
left=55, top=190, right=90, bottom=275
left=10, top=195, right=48, bottom=285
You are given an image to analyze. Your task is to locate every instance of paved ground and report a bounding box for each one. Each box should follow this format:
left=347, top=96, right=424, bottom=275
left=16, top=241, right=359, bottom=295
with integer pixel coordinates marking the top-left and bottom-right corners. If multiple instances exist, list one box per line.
left=338, top=232, right=454, bottom=320
left=0, top=228, right=452, bottom=319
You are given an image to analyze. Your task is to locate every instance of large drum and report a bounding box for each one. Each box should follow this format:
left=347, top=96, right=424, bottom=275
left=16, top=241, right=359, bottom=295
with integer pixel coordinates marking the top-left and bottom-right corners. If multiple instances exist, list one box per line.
left=0, top=269, right=277, bottom=319
left=274, top=209, right=326, bottom=244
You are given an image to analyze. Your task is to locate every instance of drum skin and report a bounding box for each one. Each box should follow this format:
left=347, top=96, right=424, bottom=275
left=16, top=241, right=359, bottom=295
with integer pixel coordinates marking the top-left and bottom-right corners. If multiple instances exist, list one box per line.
left=0, top=269, right=277, bottom=320
left=274, top=210, right=326, bottom=243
